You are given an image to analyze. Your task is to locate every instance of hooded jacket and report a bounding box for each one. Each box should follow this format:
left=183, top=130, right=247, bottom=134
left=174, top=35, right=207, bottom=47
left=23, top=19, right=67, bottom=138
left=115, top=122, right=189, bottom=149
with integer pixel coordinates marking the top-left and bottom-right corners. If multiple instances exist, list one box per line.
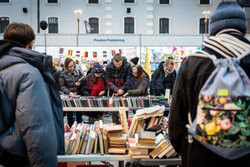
left=105, top=57, right=132, bottom=95
left=169, top=31, right=250, bottom=167
left=0, top=40, right=64, bottom=167
left=150, top=61, right=176, bottom=96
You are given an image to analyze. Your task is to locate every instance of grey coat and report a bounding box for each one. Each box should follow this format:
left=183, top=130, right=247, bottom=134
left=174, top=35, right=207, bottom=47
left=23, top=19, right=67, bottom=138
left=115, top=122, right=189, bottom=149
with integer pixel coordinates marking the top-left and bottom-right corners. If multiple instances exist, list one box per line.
left=0, top=43, right=64, bottom=166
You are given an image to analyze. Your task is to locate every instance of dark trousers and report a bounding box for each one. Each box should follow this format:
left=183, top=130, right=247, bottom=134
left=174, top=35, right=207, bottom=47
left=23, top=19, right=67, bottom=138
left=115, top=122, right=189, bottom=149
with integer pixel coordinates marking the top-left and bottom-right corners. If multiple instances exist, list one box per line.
left=66, top=112, right=82, bottom=127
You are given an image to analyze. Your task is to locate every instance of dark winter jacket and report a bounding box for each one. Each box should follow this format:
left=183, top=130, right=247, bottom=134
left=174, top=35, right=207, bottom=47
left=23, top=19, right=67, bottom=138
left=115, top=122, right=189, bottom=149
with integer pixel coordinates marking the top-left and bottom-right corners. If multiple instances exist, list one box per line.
left=58, top=69, right=83, bottom=95
left=0, top=40, right=64, bottom=167
left=169, top=33, right=250, bottom=167
left=81, top=72, right=107, bottom=96
left=51, top=67, right=62, bottom=87
left=150, top=61, right=176, bottom=96
left=105, top=57, right=132, bottom=95
left=125, top=72, right=150, bottom=96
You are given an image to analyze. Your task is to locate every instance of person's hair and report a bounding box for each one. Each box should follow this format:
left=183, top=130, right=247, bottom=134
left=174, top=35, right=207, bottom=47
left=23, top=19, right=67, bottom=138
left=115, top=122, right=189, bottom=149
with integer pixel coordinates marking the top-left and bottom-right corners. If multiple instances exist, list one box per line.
left=113, top=53, right=122, bottom=62
left=3, top=22, right=35, bottom=47
left=165, top=58, right=174, bottom=66
left=75, top=59, right=79, bottom=65
left=133, top=65, right=144, bottom=79
left=64, top=57, right=74, bottom=70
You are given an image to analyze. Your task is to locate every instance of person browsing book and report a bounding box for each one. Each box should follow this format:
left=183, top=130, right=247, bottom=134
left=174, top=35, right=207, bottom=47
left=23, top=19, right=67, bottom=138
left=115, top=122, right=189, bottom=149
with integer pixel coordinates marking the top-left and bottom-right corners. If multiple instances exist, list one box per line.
left=123, top=65, right=149, bottom=97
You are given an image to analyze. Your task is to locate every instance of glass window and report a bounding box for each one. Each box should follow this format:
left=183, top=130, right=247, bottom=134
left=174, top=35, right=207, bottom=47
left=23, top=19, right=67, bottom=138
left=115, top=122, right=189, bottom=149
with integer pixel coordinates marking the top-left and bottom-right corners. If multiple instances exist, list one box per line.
left=48, top=17, right=58, bottom=33
left=47, top=0, right=58, bottom=3
left=159, top=0, right=169, bottom=4
left=124, top=0, right=135, bottom=3
left=124, top=17, right=134, bottom=34
left=0, top=17, right=9, bottom=33
left=89, top=18, right=99, bottom=34
left=88, top=0, right=98, bottom=4
left=159, top=18, right=169, bottom=34
left=0, top=0, right=9, bottom=3
left=200, top=0, right=210, bottom=5
left=199, top=18, right=209, bottom=34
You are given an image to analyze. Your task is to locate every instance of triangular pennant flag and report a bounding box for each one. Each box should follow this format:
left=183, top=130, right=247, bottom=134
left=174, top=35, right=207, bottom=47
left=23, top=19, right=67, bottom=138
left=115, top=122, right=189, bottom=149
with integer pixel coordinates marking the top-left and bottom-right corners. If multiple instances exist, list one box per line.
left=181, top=50, right=184, bottom=56
left=111, top=50, right=116, bottom=56
left=172, top=47, right=177, bottom=53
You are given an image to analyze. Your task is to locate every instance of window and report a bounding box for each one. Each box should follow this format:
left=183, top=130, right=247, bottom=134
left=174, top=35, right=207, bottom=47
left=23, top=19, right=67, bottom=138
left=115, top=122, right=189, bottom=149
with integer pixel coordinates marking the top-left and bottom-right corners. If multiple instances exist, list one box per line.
left=124, top=0, right=135, bottom=3
left=88, top=0, right=98, bottom=4
left=0, top=0, right=9, bottom=3
left=124, top=17, right=134, bottom=34
left=200, top=0, right=210, bottom=5
left=89, top=17, right=99, bottom=34
left=159, top=18, right=169, bottom=34
left=47, top=0, right=58, bottom=3
left=48, top=17, right=58, bottom=33
left=159, top=0, right=169, bottom=4
left=199, top=18, right=209, bottom=34
left=0, top=17, right=9, bottom=33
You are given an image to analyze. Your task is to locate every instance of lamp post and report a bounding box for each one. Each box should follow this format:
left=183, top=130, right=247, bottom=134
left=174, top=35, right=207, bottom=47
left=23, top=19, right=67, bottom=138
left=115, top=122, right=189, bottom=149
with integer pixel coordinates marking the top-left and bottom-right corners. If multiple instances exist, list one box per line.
left=74, top=9, right=82, bottom=46
left=74, top=9, right=82, bottom=34
left=203, top=10, right=210, bottom=34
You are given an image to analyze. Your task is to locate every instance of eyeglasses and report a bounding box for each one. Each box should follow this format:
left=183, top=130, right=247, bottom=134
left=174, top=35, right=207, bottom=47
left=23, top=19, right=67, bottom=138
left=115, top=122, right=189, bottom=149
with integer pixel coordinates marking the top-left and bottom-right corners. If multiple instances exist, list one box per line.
left=68, top=65, right=74, bottom=68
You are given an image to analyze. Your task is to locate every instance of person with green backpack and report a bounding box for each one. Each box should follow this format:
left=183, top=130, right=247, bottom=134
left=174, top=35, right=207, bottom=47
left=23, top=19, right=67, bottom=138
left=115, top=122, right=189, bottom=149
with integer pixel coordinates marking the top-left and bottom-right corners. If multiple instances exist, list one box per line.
left=169, top=2, right=250, bottom=167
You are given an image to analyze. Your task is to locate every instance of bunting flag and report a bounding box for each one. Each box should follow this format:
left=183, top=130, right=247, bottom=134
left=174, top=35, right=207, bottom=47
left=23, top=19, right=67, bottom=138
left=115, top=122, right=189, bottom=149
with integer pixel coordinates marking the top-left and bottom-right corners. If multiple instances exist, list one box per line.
left=93, top=51, right=97, bottom=58
left=103, top=51, right=107, bottom=57
left=68, top=50, right=73, bottom=56
left=76, top=51, right=80, bottom=57
left=181, top=50, right=185, bottom=56
left=172, top=47, right=177, bottom=53
left=84, top=51, right=88, bottom=58
left=145, top=48, right=152, bottom=77
left=119, top=49, right=123, bottom=55
left=59, top=48, right=64, bottom=54
left=111, top=50, right=116, bottom=56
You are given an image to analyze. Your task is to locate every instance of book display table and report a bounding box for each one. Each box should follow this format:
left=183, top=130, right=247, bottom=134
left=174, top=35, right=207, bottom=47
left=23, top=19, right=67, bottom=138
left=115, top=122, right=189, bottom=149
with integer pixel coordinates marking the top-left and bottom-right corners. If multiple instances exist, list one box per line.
left=57, top=154, right=131, bottom=167
left=139, top=158, right=182, bottom=166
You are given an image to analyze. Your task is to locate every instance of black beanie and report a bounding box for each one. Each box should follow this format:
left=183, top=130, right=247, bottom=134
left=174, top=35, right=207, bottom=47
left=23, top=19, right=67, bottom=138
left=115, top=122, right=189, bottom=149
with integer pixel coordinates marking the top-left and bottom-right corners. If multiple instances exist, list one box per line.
left=130, top=57, right=139, bottom=65
left=209, top=2, right=247, bottom=36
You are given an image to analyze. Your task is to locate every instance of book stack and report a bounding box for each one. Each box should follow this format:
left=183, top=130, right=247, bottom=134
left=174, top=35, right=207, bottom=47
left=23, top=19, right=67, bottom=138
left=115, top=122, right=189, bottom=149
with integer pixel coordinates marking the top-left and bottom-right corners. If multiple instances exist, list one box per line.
left=129, top=131, right=156, bottom=159
left=102, top=124, right=127, bottom=154
left=61, top=96, right=154, bottom=108
left=64, top=120, right=106, bottom=155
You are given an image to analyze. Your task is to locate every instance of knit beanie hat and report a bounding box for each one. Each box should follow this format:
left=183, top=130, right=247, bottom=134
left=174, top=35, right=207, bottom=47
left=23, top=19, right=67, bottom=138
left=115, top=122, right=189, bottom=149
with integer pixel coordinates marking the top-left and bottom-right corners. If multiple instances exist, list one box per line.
left=130, top=57, right=139, bottom=65
left=94, top=63, right=104, bottom=73
left=209, top=2, right=247, bottom=36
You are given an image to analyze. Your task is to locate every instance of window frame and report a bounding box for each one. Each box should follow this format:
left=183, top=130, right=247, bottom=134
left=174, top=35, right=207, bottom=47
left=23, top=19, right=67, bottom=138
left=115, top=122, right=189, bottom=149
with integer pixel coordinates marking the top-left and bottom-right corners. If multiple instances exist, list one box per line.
left=88, top=0, right=100, bottom=5
left=123, top=0, right=136, bottom=4
left=47, top=0, right=59, bottom=4
left=0, top=16, right=10, bottom=34
left=124, top=16, right=135, bottom=34
left=199, top=17, right=209, bottom=34
left=88, top=17, right=100, bottom=34
left=0, top=0, right=10, bottom=4
left=198, top=0, right=211, bottom=6
left=158, top=0, right=171, bottom=5
left=159, top=17, right=170, bottom=34
left=47, top=16, right=59, bottom=34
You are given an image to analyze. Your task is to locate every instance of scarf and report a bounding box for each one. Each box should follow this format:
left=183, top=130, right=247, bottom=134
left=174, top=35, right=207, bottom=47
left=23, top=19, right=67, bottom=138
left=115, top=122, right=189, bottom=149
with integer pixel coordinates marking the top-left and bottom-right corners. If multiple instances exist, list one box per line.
left=90, top=79, right=105, bottom=96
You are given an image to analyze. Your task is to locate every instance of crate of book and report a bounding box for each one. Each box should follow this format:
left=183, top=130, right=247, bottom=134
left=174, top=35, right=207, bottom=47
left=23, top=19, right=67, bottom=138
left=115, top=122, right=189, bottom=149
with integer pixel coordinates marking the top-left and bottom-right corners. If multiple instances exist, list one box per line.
left=128, top=106, right=178, bottom=159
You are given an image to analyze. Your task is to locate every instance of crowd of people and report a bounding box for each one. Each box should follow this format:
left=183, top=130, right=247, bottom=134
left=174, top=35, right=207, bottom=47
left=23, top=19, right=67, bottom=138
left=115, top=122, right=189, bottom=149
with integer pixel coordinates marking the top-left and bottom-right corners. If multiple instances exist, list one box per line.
left=0, top=1, right=249, bottom=167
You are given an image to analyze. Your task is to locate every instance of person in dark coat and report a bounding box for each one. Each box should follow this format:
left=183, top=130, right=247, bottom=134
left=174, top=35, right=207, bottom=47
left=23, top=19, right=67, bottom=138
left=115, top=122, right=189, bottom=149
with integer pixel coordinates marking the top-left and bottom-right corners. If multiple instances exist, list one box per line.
left=59, top=57, right=84, bottom=126
left=105, top=53, right=132, bottom=123
left=150, top=58, right=176, bottom=96
left=123, top=65, right=150, bottom=97
left=0, top=23, right=64, bottom=167
left=51, top=57, right=62, bottom=87
left=169, top=2, right=250, bottom=167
